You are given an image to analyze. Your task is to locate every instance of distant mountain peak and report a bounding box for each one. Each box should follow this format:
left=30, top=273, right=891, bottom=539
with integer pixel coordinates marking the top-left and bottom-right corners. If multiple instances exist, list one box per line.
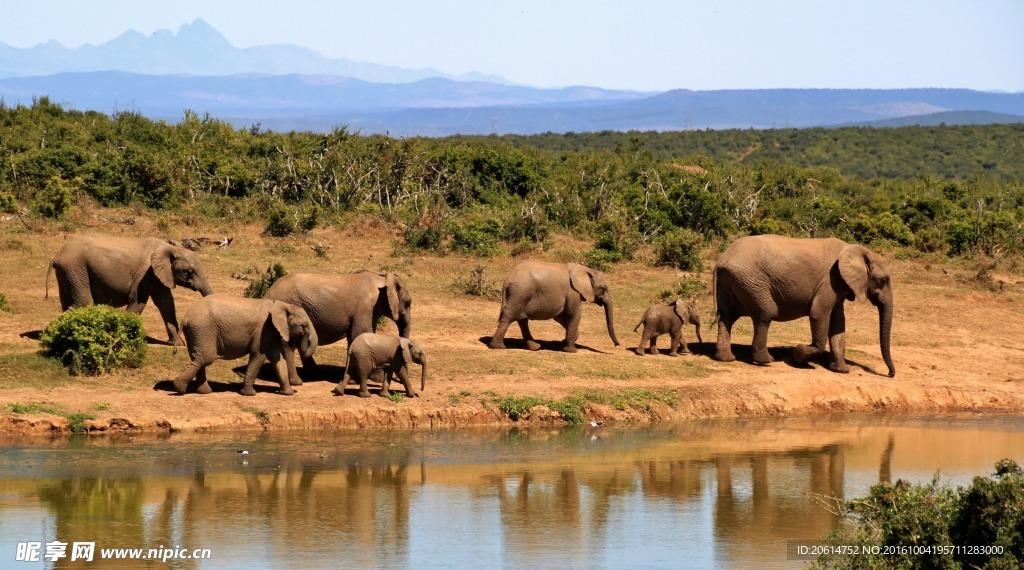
left=175, top=18, right=232, bottom=47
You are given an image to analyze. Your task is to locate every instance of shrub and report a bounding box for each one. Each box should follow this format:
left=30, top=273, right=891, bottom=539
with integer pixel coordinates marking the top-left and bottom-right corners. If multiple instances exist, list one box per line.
left=264, top=203, right=295, bottom=237
left=244, top=263, right=287, bottom=299
left=655, top=227, right=705, bottom=271
left=34, top=175, right=81, bottom=219
left=402, top=223, right=444, bottom=252
left=812, top=460, right=1024, bottom=569
left=448, top=218, right=502, bottom=256
left=0, top=192, right=17, bottom=214
left=584, top=247, right=622, bottom=271
left=39, top=306, right=146, bottom=375
left=454, top=264, right=502, bottom=299
left=0, top=292, right=12, bottom=313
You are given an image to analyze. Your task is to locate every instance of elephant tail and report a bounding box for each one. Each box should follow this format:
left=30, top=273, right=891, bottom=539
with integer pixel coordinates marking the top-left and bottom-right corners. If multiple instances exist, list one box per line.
left=44, top=259, right=55, bottom=299
left=633, top=320, right=643, bottom=333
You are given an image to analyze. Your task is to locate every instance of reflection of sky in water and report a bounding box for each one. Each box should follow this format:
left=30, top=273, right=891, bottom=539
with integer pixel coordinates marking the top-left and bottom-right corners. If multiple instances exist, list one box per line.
left=0, top=415, right=1022, bottom=569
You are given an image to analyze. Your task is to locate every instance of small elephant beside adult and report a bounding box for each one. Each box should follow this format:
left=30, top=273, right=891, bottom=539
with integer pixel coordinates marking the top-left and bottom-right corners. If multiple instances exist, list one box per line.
left=172, top=294, right=318, bottom=396
left=334, top=333, right=427, bottom=398
left=47, top=233, right=213, bottom=345
left=633, top=300, right=702, bottom=356
left=488, top=260, right=620, bottom=352
left=264, top=269, right=412, bottom=378
left=713, top=234, right=895, bottom=377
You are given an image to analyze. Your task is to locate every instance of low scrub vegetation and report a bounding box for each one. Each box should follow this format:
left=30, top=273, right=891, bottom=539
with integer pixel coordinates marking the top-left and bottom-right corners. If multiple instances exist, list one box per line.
left=39, top=305, right=146, bottom=376
left=491, top=388, right=681, bottom=424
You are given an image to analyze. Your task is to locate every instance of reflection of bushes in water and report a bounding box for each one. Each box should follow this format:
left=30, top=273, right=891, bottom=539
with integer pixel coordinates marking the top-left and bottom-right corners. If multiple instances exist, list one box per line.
left=38, top=477, right=145, bottom=522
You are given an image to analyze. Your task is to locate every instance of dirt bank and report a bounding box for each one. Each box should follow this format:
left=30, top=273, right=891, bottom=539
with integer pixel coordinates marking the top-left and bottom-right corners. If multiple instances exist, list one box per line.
left=2, top=214, right=1023, bottom=434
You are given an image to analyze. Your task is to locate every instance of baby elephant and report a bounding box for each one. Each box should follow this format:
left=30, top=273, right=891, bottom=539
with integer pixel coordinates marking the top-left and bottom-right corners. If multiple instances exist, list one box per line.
left=172, top=294, right=318, bottom=396
left=334, top=333, right=427, bottom=398
left=633, top=300, right=703, bottom=356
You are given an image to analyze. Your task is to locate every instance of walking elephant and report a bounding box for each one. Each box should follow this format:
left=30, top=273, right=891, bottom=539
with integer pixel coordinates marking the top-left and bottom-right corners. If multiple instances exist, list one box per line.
left=713, top=235, right=895, bottom=377
left=264, top=269, right=412, bottom=377
left=47, top=233, right=213, bottom=345
left=488, top=260, right=620, bottom=352
left=171, top=295, right=318, bottom=396
left=633, top=300, right=703, bottom=356
left=333, top=333, right=427, bottom=398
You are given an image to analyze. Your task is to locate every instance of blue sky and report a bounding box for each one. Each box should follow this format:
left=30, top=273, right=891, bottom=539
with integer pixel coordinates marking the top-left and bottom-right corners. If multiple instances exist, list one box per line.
left=1, top=0, right=1021, bottom=92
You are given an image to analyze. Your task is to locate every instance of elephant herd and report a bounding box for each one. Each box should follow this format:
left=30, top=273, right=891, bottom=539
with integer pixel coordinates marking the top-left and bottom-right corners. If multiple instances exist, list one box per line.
left=44, top=232, right=895, bottom=399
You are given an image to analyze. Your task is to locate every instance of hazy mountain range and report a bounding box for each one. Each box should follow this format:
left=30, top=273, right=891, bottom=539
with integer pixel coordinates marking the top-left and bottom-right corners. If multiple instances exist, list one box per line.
left=1, top=19, right=1022, bottom=136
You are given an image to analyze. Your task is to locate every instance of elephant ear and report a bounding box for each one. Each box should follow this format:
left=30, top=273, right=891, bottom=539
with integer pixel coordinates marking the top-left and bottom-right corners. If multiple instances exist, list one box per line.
left=838, top=245, right=869, bottom=302
left=568, top=264, right=596, bottom=303
left=398, top=338, right=413, bottom=366
left=270, top=302, right=291, bottom=344
left=385, top=273, right=402, bottom=320
left=150, top=248, right=176, bottom=289
left=673, top=300, right=688, bottom=322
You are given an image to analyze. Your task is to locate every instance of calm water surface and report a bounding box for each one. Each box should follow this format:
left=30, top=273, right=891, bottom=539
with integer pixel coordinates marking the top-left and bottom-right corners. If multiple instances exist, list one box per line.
left=1, top=414, right=1023, bottom=569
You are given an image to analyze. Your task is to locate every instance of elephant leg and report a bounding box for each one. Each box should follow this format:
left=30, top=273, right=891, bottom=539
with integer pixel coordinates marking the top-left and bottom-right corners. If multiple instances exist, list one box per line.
left=379, top=368, right=392, bottom=398
left=240, top=354, right=267, bottom=396
left=635, top=327, right=651, bottom=356
left=356, top=370, right=373, bottom=398
left=300, top=354, right=320, bottom=379
left=827, top=305, right=849, bottom=373
left=396, top=365, right=417, bottom=398
left=648, top=335, right=660, bottom=355
left=793, top=314, right=830, bottom=365
left=151, top=286, right=181, bottom=346
left=669, top=331, right=684, bottom=356
left=270, top=352, right=295, bottom=396
left=172, top=360, right=205, bottom=394
left=283, top=348, right=303, bottom=386
left=193, top=368, right=211, bottom=394
left=332, top=369, right=352, bottom=396
left=751, top=319, right=774, bottom=365
left=561, top=311, right=581, bottom=353
left=518, top=319, right=541, bottom=351
left=489, top=320, right=512, bottom=349
left=714, top=316, right=738, bottom=362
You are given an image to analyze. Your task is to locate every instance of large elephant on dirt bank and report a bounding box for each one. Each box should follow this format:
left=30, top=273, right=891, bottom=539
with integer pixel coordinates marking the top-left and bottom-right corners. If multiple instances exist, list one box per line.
left=264, top=269, right=412, bottom=377
left=47, top=233, right=213, bottom=345
left=488, top=260, right=620, bottom=352
left=172, top=294, right=317, bottom=396
left=713, top=234, right=895, bottom=377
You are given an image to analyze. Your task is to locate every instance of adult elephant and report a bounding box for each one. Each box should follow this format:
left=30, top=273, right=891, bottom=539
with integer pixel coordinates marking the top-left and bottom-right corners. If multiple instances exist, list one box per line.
left=488, top=260, right=620, bottom=352
left=47, top=233, right=213, bottom=345
left=264, top=269, right=411, bottom=378
left=713, top=234, right=895, bottom=377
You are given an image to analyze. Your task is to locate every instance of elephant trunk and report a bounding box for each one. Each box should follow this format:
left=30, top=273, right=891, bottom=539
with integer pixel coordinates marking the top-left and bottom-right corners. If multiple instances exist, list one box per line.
left=419, top=356, right=427, bottom=392
left=195, top=273, right=214, bottom=297
left=604, top=301, right=620, bottom=346
left=397, top=313, right=412, bottom=338
left=694, top=318, right=703, bottom=345
left=300, top=328, right=318, bottom=360
left=878, top=301, right=895, bottom=378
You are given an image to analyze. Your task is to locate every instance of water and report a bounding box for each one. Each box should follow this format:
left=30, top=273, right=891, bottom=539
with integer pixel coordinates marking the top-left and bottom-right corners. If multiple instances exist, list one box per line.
left=1, top=414, right=1023, bottom=569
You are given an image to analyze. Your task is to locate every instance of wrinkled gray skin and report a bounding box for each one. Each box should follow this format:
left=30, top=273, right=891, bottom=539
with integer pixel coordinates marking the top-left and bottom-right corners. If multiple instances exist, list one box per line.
left=633, top=300, right=703, bottom=356
left=334, top=333, right=427, bottom=399
left=488, top=261, right=620, bottom=352
left=713, top=235, right=895, bottom=377
left=172, top=295, right=318, bottom=396
left=265, top=270, right=411, bottom=378
left=47, top=233, right=213, bottom=345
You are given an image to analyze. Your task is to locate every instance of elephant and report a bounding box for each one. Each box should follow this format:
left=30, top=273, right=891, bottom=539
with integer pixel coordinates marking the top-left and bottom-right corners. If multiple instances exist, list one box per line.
left=712, top=234, right=895, bottom=377
left=47, top=233, right=213, bottom=345
left=333, top=333, right=427, bottom=399
left=633, top=300, right=703, bottom=356
left=264, top=269, right=412, bottom=378
left=488, top=260, right=620, bottom=352
left=171, top=294, right=318, bottom=396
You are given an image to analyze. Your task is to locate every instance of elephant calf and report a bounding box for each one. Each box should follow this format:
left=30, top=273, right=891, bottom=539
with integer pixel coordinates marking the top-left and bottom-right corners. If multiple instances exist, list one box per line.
left=172, top=295, right=318, bottom=396
left=633, top=300, right=703, bottom=356
left=334, top=333, right=427, bottom=399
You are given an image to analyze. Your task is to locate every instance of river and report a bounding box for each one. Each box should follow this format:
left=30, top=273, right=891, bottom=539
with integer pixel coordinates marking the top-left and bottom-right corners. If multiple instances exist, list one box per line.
left=1, top=414, right=1022, bottom=569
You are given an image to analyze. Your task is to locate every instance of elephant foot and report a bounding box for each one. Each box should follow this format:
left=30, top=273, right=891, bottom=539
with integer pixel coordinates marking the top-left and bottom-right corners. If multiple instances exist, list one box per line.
left=524, top=340, right=541, bottom=351
left=195, top=382, right=212, bottom=395
left=357, top=390, right=372, bottom=399
left=667, top=352, right=678, bottom=357
left=289, top=377, right=303, bottom=387
left=240, top=387, right=257, bottom=397
left=634, top=348, right=645, bottom=356
left=487, top=340, right=506, bottom=350
left=279, top=388, right=296, bottom=396
left=331, top=386, right=345, bottom=396
left=647, top=348, right=658, bottom=355
left=171, top=381, right=189, bottom=395
left=407, top=391, right=420, bottom=398
left=752, top=349, right=774, bottom=365
left=713, top=349, right=736, bottom=362
left=791, top=345, right=818, bottom=364
left=828, top=361, right=850, bottom=374
left=563, top=344, right=578, bottom=353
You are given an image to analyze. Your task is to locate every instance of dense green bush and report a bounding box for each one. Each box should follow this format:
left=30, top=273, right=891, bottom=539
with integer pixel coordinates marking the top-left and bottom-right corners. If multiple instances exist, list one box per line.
left=655, top=227, right=705, bottom=271
left=812, top=460, right=1024, bottom=569
left=243, top=263, right=287, bottom=298
left=39, top=306, right=146, bottom=375
left=34, top=175, right=80, bottom=219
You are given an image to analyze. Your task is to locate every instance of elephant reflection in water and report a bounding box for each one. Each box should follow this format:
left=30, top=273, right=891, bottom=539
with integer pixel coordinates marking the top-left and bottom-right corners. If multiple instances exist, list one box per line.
left=489, top=467, right=632, bottom=566
left=636, top=459, right=704, bottom=500
left=712, top=445, right=846, bottom=548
